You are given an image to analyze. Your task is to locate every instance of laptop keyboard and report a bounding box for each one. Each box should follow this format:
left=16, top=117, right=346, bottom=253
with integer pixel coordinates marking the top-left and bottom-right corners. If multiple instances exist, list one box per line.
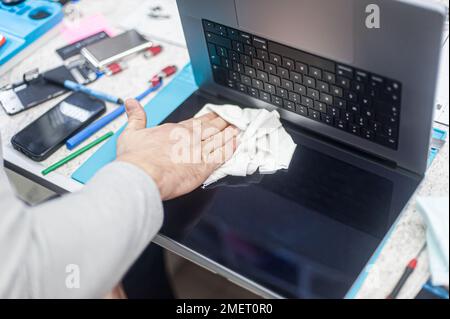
left=202, top=19, right=402, bottom=150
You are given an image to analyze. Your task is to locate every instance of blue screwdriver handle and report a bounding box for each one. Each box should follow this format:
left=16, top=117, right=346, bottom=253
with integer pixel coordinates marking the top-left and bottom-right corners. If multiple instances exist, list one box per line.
left=64, top=80, right=123, bottom=105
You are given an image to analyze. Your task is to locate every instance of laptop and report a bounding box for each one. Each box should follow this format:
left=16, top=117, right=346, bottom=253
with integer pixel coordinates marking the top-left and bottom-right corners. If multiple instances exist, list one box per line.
left=159, top=0, right=446, bottom=298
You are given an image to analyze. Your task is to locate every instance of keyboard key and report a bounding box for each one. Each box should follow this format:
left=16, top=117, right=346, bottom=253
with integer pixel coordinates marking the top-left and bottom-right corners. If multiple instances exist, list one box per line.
left=244, top=45, right=256, bottom=57
left=294, top=83, right=306, bottom=95
left=331, top=85, right=343, bottom=97
left=232, top=41, right=243, bottom=53
left=253, top=37, right=268, bottom=50
left=239, top=32, right=253, bottom=45
left=270, top=53, right=282, bottom=65
left=217, top=46, right=228, bottom=57
left=308, top=109, right=321, bottom=121
left=271, top=95, right=283, bottom=107
left=284, top=99, right=295, bottom=112
left=281, top=79, right=293, bottom=90
left=337, top=76, right=351, bottom=89
left=240, top=54, right=252, bottom=66
left=295, top=62, right=308, bottom=74
left=362, top=128, right=375, bottom=140
left=314, top=101, right=327, bottom=113
left=289, top=92, right=301, bottom=104
left=221, top=57, right=231, bottom=69
left=327, top=106, right=340, bottom=118
left=355, top=70, right=369, bottom=83
left=257, top=49, right=269, bottom=61
left=324, top=71, right=336, bottom=83
left=352, top=81, right=365, bottom=93
left=233, top=61, right=243, bottom=73
left=229, top=71, right=239, bottom=81
left=296, top=105, right=308, bottom=116
left=303, top=76, right=316, bottom=88
left=348, top=103, right=360, bottom=113
left=307, top=88, right=320, bottom=100
left=264, top=83, right=276, bottom=94
left=252, top=78, right=264, bottom=90
left=282, top=58, right=295, bottom=70
left=321, top=113, right=334, bottom=125
left=259, top=90, right=271, bottom=102
left=229, top=50, right=239, bottom=62
left=290, top=72, right=302, bottom=83
left=240, top=75, right=252, bottom=86
left=309, top=67, right=322, bottom=79
left=301, top=96, right=314, bottom=108
left=336, top=64, right=353, bottom=78
left=334, top=97, right=347, bottom=109
left=385, top=127, right=399, bottom=139
left=276, top=87, right=288, bottom=99
left=317, top=81, right=329, bottom=93
left=345, top=91, right=358, bottom=102
left=256, top=70, right=268, bottom=82
left=335, top=119, right=347, bottom=130
left=227, top=28, right=240, bottom=40
left=249, top=87, right=259, bottom=98
left=244, top=66, right=256, bottom=77
left=277, top=67, right=290, bottom=79
left=320, top=92, right=333, bottom=105
left=342, top=111, right=353, bottom=122
left=268, top=74, right=281, bottom=86
left=237, top=83, right=247, bottom=93
left=253, top=59, right=264, bottom=70
left=265, top=63, right=277, bottom=74
left=348, top=123, right=360, bottom=135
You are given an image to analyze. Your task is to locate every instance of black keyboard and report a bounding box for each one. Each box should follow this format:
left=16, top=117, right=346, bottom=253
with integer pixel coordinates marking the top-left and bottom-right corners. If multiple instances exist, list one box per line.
left=202, top=19, right=402, bottom=150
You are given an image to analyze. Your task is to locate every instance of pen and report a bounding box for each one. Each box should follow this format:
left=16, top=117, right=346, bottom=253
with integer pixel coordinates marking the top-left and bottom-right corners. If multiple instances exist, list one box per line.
left=43, top=75, right=124, bottom=105
left=42, top=131, right=114, bottom=176
left=386, top=243, right=427, bottom=299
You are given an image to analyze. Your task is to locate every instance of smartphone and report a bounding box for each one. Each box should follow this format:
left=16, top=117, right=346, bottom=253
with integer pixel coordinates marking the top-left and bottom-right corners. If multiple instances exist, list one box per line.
left=11, top=92, right=106, bottom=161
left=0, top=62, right=97, bottom=115
left=81, top=30, right=152, bottom=70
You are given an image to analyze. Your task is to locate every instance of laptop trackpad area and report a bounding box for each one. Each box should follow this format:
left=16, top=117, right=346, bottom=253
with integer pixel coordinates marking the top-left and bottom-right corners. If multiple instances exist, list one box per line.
left=235, top=0, right=355, bottom=63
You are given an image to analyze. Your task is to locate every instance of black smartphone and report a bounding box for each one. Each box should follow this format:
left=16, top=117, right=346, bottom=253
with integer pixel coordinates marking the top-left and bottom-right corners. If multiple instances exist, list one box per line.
left=11, top=92, right=106, bottom=161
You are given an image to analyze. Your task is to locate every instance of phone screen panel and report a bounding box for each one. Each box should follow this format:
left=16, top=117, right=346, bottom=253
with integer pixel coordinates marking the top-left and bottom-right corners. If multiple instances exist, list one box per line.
left=11, top=92, right=106, bottom=161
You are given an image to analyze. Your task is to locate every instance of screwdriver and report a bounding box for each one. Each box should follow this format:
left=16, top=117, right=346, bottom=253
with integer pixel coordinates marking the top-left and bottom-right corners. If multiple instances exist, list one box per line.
left=387, top=243, right=427, bottom=299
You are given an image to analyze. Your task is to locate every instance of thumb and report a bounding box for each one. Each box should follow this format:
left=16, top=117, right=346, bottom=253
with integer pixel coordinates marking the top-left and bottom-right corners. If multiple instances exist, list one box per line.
left=124, top=99, right=147, bottom=131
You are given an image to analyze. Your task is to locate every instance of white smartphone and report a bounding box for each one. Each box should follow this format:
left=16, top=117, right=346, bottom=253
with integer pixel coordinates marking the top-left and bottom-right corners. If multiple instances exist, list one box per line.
left=81, top=30, right=152, bottom=70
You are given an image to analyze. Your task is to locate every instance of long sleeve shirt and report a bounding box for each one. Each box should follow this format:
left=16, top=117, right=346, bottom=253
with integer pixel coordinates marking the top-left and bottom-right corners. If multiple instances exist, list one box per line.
left=0, top=134, right=164, bottom=298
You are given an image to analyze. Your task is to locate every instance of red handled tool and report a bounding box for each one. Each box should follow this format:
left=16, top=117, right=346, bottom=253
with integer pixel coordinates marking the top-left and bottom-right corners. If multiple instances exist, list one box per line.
left=386, top=243, right=426, bottom=299
left=149, top=65, right=178, bottom=86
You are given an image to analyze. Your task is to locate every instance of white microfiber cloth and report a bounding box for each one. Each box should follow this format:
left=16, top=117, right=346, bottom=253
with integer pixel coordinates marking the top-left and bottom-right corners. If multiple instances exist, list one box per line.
left=416, top=197, right=449, bottom=287
left=196, top=104, right=297, bottom=187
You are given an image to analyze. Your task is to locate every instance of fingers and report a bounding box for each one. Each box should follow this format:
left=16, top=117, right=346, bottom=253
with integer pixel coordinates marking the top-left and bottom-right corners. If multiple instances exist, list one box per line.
left=180, top=112, right=229, bottom=140
left=201, top=117, right=229, bottom=140
left=124, top=99, right=147, bottom=132
left=205, top=136, right=238, bottom=169
left=179, top=112, right=217, bottom=126
left=202, top=126, right=239, bottom=156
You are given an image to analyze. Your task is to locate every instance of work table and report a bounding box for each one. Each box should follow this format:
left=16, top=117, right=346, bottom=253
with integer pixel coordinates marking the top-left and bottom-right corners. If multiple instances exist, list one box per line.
left=1, top=0, right=448, bottom=299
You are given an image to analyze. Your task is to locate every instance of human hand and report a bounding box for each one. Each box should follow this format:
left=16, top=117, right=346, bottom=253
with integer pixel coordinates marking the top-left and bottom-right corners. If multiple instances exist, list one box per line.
left=117, top=99, right=239, bottom=200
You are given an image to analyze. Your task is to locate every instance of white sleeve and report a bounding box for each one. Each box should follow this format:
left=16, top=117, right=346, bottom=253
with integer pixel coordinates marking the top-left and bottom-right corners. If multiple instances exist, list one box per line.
left=0, top=137, right=164, bottom=298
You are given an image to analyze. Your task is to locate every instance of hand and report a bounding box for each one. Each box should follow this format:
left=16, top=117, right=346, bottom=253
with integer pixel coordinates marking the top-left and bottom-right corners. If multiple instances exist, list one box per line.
left=117, top=99, right=239, bottom=200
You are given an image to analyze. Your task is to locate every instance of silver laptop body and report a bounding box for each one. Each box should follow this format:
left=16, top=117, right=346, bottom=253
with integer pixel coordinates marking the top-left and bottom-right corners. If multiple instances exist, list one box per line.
left=176, top=0, right=447, bottom=176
